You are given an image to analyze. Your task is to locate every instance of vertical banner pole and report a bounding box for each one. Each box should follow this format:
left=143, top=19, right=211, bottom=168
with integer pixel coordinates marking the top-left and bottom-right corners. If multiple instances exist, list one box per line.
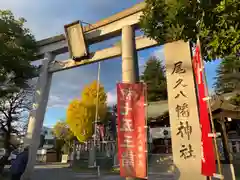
left=94, top=61, right=101, bottom=148
left=144, top=83, right=149, bottom=179
left=196, top=39, right=224, bottom=179
left=89, top=61, right=101, bottom=168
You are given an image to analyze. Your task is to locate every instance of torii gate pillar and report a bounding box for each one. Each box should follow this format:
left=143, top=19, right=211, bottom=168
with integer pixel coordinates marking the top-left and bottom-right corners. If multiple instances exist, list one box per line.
left=22, top=52, right=55, bottom=180
left=121, top=25, right=140, bottom=180
left=122, top=25, right=139, bottom=83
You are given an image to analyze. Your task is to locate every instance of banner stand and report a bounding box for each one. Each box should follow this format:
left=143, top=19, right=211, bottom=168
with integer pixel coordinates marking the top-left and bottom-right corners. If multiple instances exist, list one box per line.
left=117, top=83, right=147, bottom=179
left=144, top=83, right=149, bottom=180
left=193, top=39, right=224, bottom=179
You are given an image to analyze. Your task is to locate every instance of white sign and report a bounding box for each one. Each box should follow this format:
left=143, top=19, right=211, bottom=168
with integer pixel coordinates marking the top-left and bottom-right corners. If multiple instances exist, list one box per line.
left=151, top=127, right=171, bottom=139
left=0, top=148, right=6, bottom=157
left=61, top=154, right=69, bottom=163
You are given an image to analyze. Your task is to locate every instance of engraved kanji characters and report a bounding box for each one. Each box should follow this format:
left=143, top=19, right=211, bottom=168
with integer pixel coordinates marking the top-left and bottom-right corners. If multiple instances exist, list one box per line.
left=172, top=61, right=186, bottom=74
left=177, top=121, right=192, bottom=140
left=171, top=61, right=196, bottom=160
left=175, top=91, right=187, bottom=99
left=175, top=103, right=190, bottom=118
left=180, top=144, right=195, bottom=160
left=173, top=79, right=187, bottom=89
left=172, top=62, right=187, bottom=99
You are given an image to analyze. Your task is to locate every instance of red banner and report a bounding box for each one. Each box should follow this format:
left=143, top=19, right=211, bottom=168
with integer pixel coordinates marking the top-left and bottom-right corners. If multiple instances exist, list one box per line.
left=117, top=83, right=147, bottom=179
left=193, top=45, right=216, bottom=176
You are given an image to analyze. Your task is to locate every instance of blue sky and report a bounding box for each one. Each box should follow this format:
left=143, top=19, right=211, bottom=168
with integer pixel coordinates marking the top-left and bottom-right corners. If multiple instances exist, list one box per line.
left=0, top=0, right=221, bottom=127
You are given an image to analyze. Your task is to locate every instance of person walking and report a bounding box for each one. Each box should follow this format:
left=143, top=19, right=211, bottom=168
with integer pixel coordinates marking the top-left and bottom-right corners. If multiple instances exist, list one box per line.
left=10, top=146, right=29, bottom=180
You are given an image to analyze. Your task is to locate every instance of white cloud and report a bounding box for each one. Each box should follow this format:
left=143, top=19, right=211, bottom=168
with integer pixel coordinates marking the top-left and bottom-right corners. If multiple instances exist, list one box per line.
left=47, top=95, right=70, bottom=109
left=152, top=45, right=165, bottom=64
left=0, top=0, right=143, bottom=125
left=0, top=0, right=65, bottom=40
left=138, top=56, right=146, bottom=67
left=0, top=0, right=142, bottom=40
left=48, top=87, right=118, bottom=109
left=107, top=89, right=117, bottom=105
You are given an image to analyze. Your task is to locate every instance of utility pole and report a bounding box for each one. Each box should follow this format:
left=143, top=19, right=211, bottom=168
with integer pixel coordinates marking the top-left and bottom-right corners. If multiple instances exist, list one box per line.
left=89, top=62, right=101, bottom=168
left=121, top=25, right=140, bottom=180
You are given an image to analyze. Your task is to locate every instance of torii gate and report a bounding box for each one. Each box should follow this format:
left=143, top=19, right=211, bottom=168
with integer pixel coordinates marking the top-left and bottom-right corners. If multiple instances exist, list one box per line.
left=23, top=2, right=206, bottom=180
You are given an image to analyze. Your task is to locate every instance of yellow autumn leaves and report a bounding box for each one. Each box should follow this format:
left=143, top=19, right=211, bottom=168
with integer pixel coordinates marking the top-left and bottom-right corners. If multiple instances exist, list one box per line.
left=66, top=80, right=107, bottom=143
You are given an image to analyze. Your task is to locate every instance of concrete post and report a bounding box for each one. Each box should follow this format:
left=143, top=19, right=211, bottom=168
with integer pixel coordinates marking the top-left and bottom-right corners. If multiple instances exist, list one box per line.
left=121, top=25, right=139, bottom=180
left=23, top=52, right=54, bottom=180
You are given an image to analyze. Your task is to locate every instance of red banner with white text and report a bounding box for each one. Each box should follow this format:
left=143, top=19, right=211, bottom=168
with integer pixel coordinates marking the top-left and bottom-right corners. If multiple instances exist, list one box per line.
left=193, top=45, right=216, bottom=176
left=117, top=83, right=147, bottom=179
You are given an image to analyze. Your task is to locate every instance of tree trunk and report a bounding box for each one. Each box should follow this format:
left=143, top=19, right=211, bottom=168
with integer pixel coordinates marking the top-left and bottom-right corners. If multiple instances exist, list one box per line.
left=0, top=130, right=11, bottom=174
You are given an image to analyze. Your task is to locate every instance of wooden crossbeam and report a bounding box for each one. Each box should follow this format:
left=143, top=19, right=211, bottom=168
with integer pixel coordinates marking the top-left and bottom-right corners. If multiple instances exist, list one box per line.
left=48, top=36, right=158, bottom=73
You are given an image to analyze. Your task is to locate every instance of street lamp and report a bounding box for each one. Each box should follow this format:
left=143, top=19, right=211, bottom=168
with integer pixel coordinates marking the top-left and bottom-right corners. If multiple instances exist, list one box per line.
left=64, top=21, right=89, bottom=60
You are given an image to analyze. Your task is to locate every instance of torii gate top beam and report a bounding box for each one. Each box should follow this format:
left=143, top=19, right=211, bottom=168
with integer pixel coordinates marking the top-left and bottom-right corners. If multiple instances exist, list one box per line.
left=36, top=2, right=146, bottom=59
left=34, top=2, right=159, bottom=73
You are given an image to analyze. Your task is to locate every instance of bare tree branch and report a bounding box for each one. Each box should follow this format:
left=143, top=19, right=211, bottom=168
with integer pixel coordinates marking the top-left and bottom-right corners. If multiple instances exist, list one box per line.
left=0, top=84, right=34, bottom=150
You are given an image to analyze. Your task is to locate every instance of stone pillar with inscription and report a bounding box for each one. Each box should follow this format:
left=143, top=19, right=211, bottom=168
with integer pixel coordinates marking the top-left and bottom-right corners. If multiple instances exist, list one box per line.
left=121, top=25, right=139, bottom=180
left=164, top=41, right=205, bottom=180
left=23, top=53, right=54, bottom=180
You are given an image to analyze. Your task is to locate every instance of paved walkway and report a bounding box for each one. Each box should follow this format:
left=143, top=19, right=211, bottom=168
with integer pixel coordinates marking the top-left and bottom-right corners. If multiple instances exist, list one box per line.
left=31, top=164, right=175, bottom=180
left=4, top=163, right=237, bottom=180
left=31, top=164, right=237, bottom=180
left=32, top=164, right=124, bottom=180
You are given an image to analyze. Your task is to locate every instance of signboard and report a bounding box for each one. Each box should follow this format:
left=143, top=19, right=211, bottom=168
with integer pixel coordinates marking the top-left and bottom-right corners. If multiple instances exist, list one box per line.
left=193, top=44, right=216, bottom=176
left=151, top=127, right=171, bottom=139
left=164, top=41, right=205, bottom=180
left=64, top=21, right=88, bottom=60
left=117, top=83, right=147, bottom=179
left=61, top=154, right=69, bottom=163
left=0, top=148, right=6, bottom=158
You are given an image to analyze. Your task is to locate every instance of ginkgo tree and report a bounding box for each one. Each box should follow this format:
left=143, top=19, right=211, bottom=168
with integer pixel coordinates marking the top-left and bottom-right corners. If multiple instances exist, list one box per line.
left=67, top=100, right=95, bottom=142
left=66, top=80, right=107, bottom=143
left=52, top=121, right=74, bottom=157
left=52, top=121, right=74, bottom=143
left=81, top=80, right=108, bottom=120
